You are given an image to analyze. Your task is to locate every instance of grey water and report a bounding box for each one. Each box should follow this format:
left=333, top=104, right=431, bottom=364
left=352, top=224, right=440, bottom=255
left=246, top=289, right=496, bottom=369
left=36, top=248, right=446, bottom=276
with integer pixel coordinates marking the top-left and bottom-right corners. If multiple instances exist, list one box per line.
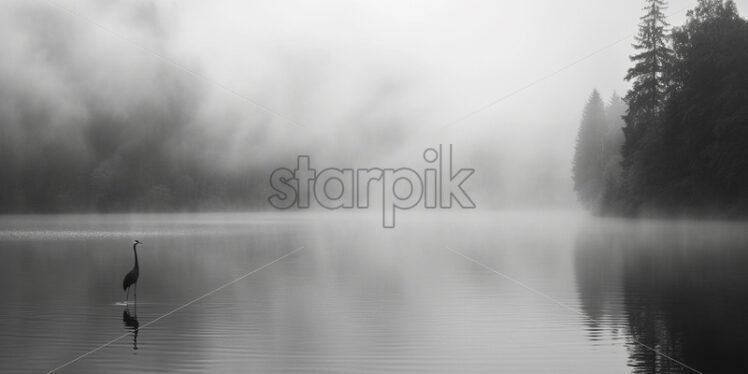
left=0, top=212, right=746, bottom=373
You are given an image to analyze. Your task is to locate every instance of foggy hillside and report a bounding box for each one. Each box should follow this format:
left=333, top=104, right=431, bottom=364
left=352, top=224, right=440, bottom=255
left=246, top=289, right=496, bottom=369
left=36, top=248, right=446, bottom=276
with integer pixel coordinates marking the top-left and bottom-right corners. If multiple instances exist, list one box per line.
left=3, top=0, right=740, bottom=212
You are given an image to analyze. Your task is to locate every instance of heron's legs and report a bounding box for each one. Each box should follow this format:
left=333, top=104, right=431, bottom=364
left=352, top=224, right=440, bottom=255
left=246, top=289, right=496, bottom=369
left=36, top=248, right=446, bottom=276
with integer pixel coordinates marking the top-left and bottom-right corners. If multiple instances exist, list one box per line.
left=126, top=287, right=130, bottom=302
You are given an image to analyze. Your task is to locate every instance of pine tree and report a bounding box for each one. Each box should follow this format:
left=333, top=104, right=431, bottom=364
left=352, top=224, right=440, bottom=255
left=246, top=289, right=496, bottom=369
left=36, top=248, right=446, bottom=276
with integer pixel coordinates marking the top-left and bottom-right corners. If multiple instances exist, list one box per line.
left=615, top=0, right=673, bottom=214
left=654, top=0, right=748, bottom=212
left=622, top=0, right=672, bottom=164
left=598, top=93, right=628, bottom=215
left=573, top=90, right=608, bottom=211
left=603, top=92, right=626, bottom=183
left=599, top=0, right=748, bottom=216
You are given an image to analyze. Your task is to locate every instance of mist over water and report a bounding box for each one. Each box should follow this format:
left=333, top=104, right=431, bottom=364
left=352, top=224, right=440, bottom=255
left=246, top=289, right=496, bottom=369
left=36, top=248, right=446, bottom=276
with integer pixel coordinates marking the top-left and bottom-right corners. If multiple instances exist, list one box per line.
left=1, top=212, right=747, bottom=373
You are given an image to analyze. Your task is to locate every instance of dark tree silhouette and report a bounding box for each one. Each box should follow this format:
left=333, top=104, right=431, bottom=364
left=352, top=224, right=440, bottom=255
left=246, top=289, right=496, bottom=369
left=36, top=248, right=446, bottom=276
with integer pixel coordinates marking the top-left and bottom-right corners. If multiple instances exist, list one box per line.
left=573, top=90, right=607, bottom=211
left=603, top=92, right=626, bottom=183
left=601, top=0, right=748, bottom=216
left=619, top=0, right=673, bottom=213
left=648, top=0, right=748, bottom=213
left=598, top=93, right=627, bottom=214
left=622, top=0, right=672, bottom=154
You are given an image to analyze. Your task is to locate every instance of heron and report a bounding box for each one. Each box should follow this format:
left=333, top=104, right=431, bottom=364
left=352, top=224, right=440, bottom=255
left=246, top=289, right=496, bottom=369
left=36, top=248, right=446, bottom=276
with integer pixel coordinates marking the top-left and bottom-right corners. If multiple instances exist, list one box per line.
left=123, top=240, right=142, bottom=302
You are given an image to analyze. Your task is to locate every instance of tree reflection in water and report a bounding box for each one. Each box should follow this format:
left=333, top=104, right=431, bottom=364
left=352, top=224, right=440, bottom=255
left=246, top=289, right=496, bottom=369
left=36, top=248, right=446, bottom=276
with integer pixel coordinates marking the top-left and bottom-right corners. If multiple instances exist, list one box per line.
left=574, top=220, right=748, bottom=373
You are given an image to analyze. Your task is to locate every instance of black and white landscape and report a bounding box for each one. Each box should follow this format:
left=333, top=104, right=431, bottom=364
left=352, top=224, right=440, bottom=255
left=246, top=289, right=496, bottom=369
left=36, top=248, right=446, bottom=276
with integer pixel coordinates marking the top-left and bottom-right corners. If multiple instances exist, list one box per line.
left=1, top=0, right=747, bottom=373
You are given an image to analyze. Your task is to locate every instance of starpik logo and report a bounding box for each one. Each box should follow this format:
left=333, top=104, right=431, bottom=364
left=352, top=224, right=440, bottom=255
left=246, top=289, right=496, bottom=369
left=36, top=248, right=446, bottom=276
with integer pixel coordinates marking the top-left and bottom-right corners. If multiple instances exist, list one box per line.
left=268, top=145, right=475, bottom=228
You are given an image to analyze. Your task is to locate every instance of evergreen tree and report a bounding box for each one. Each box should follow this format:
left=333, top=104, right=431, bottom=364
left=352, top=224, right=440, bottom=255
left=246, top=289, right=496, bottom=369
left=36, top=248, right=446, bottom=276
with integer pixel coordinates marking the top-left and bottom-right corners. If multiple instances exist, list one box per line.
left=573, top=90, right=608, bottom=211
left=651, top=0, right=748, bottom=213
left=619, top=0, right=673, bottom=213
left=602, top=0, right=748, bottom=216
left=604, top=92, right=626, bottom=179
left=599, top=93, right=628, bottom=214
left=624, top=0, right=672, bottom=122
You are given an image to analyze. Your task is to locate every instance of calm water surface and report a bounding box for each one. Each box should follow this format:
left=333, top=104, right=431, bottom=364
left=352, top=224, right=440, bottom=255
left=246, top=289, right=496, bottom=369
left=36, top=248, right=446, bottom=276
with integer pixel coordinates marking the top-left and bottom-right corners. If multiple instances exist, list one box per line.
left=0, top=212, right=746, bottom=373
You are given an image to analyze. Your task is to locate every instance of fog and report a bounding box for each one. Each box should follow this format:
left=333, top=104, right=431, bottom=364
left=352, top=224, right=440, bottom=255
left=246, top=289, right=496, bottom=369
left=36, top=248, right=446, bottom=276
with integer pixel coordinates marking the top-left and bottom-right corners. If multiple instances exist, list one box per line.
left=2, top=0, right=745, bottom=212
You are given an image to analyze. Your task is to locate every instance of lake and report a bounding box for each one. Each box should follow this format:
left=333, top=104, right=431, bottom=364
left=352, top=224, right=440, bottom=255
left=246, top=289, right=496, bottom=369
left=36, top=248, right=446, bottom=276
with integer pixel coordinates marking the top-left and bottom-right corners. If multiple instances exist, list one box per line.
left=0, top=211, right=746, bottom=373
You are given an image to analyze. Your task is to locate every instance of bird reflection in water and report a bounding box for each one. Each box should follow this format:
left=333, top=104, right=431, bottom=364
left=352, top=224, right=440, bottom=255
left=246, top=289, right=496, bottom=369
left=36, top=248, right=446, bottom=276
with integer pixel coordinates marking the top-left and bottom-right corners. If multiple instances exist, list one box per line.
left=122, top=298, right=140, bottom=350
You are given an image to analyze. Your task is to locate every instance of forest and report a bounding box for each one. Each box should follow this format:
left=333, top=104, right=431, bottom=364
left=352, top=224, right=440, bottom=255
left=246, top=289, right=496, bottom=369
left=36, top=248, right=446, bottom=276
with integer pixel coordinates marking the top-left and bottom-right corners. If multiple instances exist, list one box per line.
left=574, top=0, right=748, bottom=217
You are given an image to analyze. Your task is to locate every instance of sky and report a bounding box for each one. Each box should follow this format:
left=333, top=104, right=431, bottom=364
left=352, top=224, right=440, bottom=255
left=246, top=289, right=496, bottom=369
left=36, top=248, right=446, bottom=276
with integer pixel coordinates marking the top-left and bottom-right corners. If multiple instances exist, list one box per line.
left=3, top=0, right=747, bottom=209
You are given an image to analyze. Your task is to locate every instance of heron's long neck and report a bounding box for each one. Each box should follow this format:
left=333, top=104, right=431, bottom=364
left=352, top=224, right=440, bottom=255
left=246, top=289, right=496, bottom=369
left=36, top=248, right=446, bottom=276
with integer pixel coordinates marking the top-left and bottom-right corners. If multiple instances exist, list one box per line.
left=133, top=244, right=139, bottom=268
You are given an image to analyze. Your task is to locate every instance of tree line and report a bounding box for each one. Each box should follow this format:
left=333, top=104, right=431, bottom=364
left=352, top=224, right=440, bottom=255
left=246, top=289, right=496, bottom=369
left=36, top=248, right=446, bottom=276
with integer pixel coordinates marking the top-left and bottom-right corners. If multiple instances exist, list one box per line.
left=0, top=65, right=273, bottom=213
left=574, top=0, right=748, bottom=217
